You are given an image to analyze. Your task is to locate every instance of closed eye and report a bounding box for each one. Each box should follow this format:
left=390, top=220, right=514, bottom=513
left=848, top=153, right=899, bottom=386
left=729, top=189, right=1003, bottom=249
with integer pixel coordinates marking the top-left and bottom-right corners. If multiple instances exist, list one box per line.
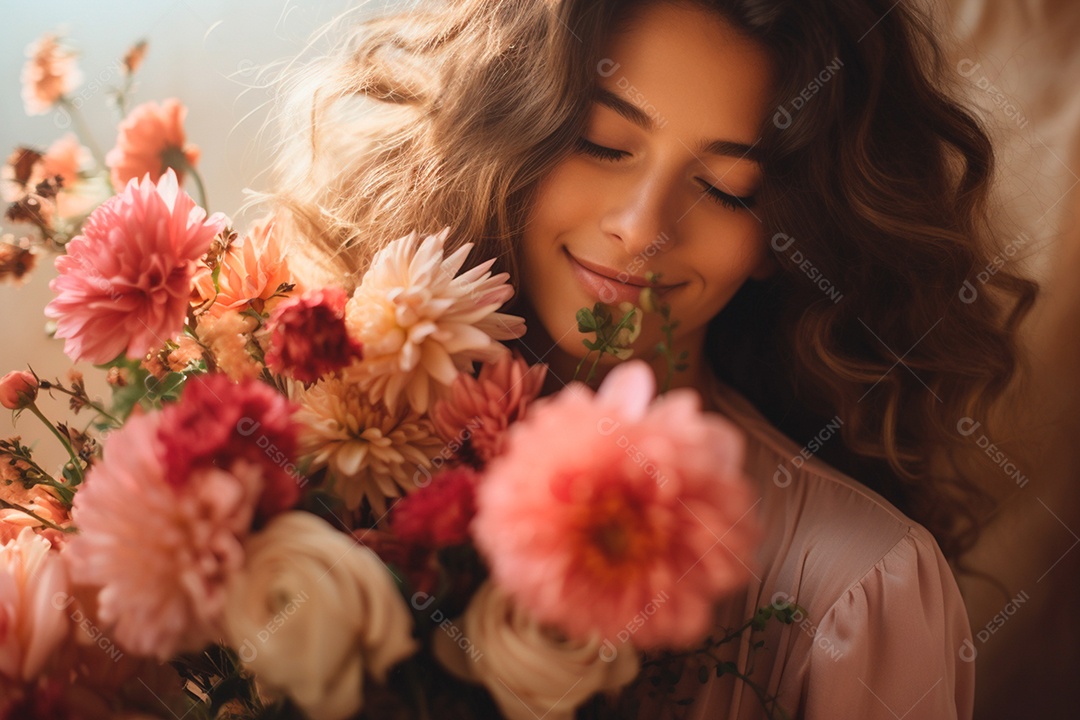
left=574, top=137, right=757, bottom=212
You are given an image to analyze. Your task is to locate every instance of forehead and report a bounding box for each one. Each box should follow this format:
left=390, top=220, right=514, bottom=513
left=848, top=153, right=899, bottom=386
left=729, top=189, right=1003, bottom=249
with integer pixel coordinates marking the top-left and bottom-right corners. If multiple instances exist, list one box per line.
left=597, top=2, right=776, bottom=145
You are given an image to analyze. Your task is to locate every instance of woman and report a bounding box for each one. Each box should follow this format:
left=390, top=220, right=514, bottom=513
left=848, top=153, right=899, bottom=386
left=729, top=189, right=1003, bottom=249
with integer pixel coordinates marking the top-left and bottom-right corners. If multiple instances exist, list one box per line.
left=260, top=0, right=1037, bottom=717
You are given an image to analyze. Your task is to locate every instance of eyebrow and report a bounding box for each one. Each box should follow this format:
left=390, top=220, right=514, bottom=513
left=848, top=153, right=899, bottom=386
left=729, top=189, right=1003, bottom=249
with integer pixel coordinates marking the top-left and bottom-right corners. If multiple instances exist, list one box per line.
left=591, top=86, right=762, bottom=163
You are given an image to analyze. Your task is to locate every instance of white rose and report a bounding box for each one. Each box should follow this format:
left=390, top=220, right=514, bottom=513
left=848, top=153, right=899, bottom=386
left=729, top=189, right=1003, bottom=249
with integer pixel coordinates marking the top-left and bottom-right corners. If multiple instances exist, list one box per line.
left=223, top=511, right=417, bottom=720
left=432, top=582, right=639, bottom=720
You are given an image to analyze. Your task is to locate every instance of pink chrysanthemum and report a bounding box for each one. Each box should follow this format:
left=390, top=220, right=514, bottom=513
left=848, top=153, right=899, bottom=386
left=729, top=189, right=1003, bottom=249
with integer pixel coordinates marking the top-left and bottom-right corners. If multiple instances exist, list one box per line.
left=344, top=227, right=526, bottom=414
left=191, top=215, right=299, bottom=318
left=21, top=34, right=81, bottom=116
left=45, top=168, right=226, bottom=365
left=431, top=353, right=547, bottom=468
left=472, top=360, right=762, bottom=650
left=391, top=467, right=479, bottom=548
left=64, top=405, right=266, bottom=659
left=265, top=287, right=363, bottom=384
left=105, top=98, right=200, bottom=190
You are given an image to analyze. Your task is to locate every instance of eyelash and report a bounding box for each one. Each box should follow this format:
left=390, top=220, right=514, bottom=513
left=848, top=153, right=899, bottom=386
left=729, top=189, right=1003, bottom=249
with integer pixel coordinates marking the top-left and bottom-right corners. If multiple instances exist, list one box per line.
left=574, top=137, right=756, bottom=212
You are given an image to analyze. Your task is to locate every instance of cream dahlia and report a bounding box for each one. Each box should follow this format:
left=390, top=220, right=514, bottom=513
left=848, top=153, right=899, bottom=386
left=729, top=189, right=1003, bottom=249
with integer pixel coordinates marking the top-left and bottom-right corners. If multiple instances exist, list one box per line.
left=344, top=227, right=525, bottom=414
left=45, top=168, right=226, bottom=364
left=430, top=353, right=547, bottom=467
left=292, top=378, right=443, bottom=516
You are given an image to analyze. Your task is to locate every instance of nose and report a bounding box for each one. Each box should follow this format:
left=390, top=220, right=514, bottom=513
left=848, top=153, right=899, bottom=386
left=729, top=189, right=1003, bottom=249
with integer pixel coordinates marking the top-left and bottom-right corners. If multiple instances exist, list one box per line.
left=598, top=169, right=674, bottom=258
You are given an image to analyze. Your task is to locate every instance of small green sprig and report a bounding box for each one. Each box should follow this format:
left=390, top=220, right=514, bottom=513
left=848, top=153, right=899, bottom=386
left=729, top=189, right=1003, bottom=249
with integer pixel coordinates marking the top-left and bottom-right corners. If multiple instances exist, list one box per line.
left=573, top=301, right=642, bottom=385
left=640, top=272, right=689, bottom=394
left=640, top=599, right=806, bottom=720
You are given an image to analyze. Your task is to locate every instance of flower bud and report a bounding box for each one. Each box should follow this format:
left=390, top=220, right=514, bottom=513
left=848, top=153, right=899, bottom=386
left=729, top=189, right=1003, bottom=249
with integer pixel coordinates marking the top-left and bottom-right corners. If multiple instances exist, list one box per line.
left=0, top=370, right=39, bottom=409
left=638, top=287, right=659, bottom=314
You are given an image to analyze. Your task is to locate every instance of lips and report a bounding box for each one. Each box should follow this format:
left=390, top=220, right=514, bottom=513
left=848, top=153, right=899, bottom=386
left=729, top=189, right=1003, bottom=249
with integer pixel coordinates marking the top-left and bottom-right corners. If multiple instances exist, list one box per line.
left=563, top=247, right=682, bottom=305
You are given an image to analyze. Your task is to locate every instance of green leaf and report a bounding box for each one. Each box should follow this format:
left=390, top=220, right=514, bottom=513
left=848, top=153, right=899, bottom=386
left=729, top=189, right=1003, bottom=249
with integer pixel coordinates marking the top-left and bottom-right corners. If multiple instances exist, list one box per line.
left=576, top=307, right=597, bottom=332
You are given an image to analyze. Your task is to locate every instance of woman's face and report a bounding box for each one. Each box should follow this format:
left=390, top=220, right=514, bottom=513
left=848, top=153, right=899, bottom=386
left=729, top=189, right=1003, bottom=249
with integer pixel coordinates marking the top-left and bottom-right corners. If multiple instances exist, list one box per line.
left=521, top=1, right=776, bottom=368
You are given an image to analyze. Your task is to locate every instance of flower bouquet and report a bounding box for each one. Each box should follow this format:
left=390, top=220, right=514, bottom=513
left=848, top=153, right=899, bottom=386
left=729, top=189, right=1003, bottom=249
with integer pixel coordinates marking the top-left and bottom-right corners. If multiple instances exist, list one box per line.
left=0, top=31, right=801, bottom=720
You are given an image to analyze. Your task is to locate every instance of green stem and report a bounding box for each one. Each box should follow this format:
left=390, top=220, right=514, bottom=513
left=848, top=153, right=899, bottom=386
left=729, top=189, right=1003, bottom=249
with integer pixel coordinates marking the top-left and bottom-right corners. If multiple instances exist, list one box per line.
left=25, top=403, right=84, bottom=486
left=183, top=161, right=209, bottom=211
left=59, top=97, right=107, bottom=171
left=585, top=309, right=638, bottom=383
left=47, top=385, right=122, bottom=427
left=405, top=660, right=432, bottom=720
left=0, top=498, right=73, bottom=533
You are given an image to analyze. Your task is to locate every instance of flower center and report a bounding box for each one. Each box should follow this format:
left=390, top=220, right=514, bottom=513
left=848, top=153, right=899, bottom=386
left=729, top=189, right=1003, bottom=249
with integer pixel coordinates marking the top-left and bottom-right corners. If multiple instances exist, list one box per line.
left=578, top=487, right=653, bottom=580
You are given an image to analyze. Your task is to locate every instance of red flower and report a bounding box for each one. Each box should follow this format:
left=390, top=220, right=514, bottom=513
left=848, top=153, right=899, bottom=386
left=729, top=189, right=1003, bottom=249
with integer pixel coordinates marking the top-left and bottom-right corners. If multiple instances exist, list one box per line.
left=158, top=374, right=302, bottom=520
left=390, top=467, right=478, bottom=548
left=0, top=371, right=38, bottom=409
left=264, top=287, right=363, bottom=384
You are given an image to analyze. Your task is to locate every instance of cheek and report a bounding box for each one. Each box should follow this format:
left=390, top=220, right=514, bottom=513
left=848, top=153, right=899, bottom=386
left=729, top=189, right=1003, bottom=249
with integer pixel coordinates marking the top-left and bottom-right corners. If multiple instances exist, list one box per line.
left=676, top=220, right=767, bottom=323
left=521, top=163, right=588, bottom=292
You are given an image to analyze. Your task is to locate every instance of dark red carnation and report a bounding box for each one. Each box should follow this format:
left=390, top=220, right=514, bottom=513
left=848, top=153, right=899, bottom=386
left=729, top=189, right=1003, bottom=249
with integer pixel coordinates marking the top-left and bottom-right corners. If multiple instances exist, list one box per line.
left=264, top=287, right=363, bottom=384
left=390, top=467, right=479, bottom=548
left=158, top=373, right=301, bottom=519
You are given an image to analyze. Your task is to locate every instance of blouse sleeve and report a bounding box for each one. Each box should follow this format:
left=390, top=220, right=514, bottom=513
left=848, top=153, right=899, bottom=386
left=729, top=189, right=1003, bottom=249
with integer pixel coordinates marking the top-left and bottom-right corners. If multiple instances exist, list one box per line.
left=800, top=526, right=975, bottom=720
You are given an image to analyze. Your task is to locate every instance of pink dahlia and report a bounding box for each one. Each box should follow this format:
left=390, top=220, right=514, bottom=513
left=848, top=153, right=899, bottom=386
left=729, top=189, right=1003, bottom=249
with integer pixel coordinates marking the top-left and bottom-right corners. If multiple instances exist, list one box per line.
left=45, top=168, right=226, bottom=364
left=431, top=353, right=547, bottom=468
left=472, top=361, right=762, bottom=650
left=64, top=409, right=263, bottom=659
left=264, top=287, right=363, bottom=384
left=159, top=374, right=301, bottom=520
left=21, top=34, right=81, bottom=116
left=391, top=467, right=478, bottom=548
left=106, top=99, right=200, bottom=190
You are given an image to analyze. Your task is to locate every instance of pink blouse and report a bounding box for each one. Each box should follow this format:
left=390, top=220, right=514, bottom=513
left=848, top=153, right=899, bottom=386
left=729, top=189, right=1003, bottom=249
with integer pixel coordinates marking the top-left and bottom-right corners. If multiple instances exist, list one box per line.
left=634, top=378, right=976, bottom=719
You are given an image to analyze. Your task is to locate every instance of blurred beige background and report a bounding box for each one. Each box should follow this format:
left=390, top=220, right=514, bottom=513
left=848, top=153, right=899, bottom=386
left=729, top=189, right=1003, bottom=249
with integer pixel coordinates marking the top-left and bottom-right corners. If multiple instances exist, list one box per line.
left=2, top=1, right=1078, bottom=718
left=939, top=1, right=1080, bottom=717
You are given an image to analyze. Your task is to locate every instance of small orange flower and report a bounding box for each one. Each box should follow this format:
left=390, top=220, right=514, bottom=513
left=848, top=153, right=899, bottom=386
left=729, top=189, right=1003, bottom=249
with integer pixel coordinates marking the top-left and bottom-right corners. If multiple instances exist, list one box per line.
left=123, top=40, right=148, bottom=75
left=105, top=98, right=200, bottom=190
left=0, top=238, right=37, bottom=286
left=191, top=214, right=299, bottom=318
left=21, top=33, right=82, bottom=115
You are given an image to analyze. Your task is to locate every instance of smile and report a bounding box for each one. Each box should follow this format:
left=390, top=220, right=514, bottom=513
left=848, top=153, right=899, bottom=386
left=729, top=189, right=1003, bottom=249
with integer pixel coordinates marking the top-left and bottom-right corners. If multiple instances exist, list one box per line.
left=562, top=247, right=683, bottom=305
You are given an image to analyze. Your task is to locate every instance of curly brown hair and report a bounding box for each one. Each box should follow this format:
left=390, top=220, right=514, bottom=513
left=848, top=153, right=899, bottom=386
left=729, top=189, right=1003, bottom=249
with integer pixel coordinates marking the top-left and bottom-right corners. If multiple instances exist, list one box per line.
left=254, top=0, right=1037, bottom=562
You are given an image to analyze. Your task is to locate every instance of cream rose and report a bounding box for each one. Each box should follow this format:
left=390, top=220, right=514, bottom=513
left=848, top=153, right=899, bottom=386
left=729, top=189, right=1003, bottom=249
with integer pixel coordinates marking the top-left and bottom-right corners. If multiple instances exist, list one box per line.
left=223, top=512, right=417, bottom=720
left=432, top=582, right=640, bottom=720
